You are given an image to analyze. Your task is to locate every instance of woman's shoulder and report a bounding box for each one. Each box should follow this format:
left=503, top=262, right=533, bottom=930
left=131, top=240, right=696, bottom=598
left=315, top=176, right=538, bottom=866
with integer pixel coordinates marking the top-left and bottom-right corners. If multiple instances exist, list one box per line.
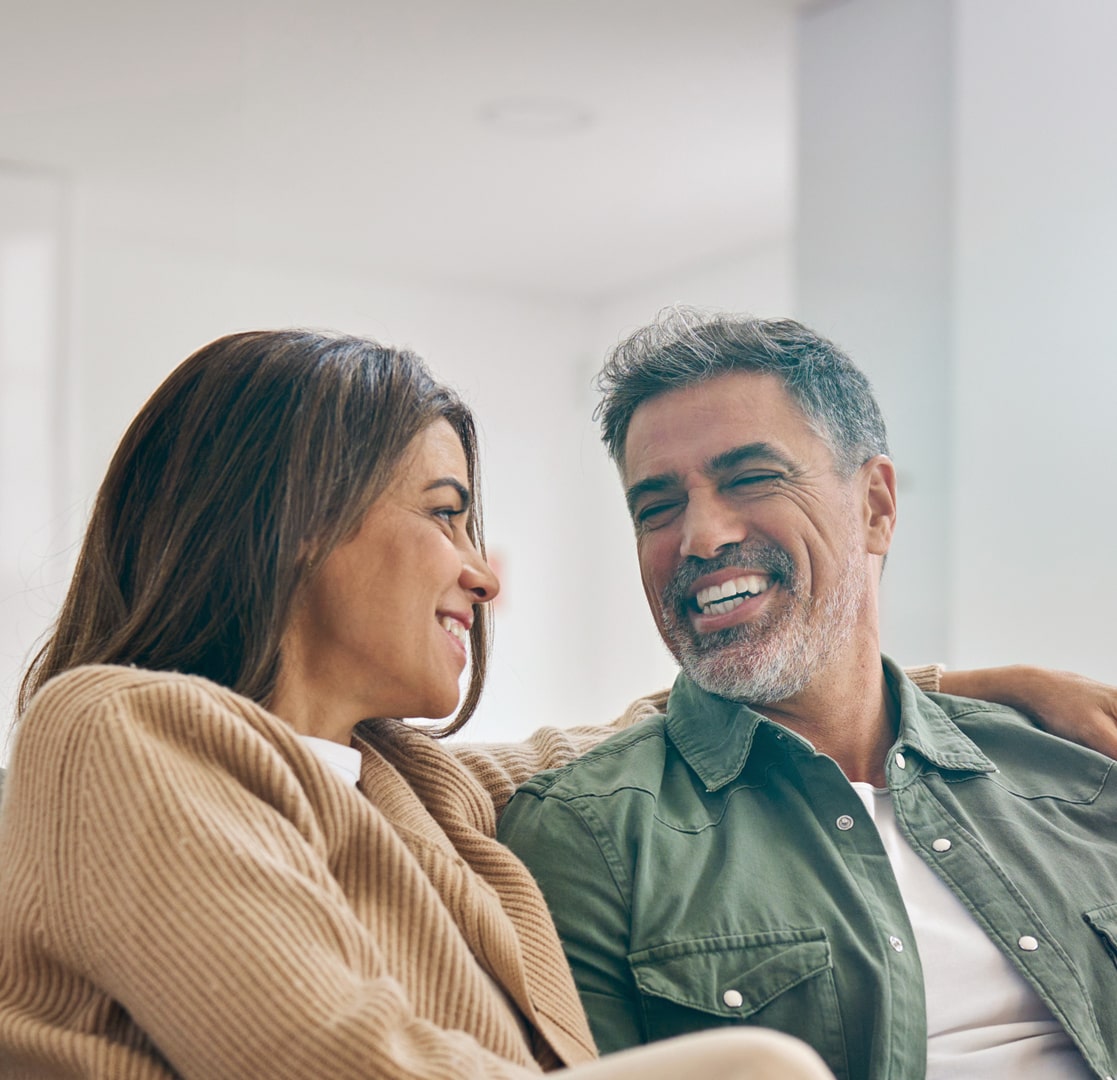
left=31, top=664, right=253, bottom=715
left=20, top=664, right=284, bottom=762
left=32, top=663, right=193, bottom=704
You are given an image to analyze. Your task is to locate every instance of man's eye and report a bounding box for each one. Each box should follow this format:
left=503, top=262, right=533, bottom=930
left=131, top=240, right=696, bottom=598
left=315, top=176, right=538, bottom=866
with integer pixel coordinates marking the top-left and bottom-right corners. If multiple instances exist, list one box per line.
left=730, top=473, right=779, bottom=490
left=635, top=502, right=681, bottom=528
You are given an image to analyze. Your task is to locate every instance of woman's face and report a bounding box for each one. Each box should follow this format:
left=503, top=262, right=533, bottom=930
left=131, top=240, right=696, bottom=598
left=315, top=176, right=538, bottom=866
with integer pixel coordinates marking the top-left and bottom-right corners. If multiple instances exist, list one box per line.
left=283, top=419, right=499, bottom=727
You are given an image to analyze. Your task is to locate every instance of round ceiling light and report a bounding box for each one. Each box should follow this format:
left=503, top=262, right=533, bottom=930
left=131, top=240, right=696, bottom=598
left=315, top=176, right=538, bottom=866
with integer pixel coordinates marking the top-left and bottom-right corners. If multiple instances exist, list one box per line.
left=479, top=97, right=594, bottom=137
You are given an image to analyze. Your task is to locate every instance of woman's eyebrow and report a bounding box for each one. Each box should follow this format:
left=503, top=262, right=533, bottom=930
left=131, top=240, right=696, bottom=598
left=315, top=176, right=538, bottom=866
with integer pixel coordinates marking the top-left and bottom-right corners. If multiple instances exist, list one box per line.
left=424, top=477, right=471, bottom=507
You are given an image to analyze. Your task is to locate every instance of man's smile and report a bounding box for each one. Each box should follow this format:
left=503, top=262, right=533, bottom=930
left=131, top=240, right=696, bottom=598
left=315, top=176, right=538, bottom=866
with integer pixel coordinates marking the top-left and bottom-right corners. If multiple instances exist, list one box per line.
left=692, top=573, right=774, bottom=616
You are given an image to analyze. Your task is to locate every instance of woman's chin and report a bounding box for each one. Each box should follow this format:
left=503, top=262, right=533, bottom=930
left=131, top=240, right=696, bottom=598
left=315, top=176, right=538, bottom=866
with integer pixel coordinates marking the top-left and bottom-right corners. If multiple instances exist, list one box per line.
left=401, top=691, right=461, bottom=722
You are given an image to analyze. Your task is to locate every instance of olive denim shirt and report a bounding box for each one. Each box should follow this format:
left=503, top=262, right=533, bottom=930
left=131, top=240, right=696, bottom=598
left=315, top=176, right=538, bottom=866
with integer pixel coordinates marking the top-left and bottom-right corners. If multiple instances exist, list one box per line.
left=498, top=659, right=1117, bottom=1080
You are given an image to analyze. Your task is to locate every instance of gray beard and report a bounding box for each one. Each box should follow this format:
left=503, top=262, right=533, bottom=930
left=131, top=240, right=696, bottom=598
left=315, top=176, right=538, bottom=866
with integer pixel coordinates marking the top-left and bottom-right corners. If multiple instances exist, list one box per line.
left=659, top=539, right=866, bottom=705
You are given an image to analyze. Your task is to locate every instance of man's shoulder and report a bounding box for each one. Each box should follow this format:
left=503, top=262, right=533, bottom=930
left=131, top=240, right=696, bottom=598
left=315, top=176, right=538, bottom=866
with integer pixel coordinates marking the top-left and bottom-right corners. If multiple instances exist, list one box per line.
left=513, top=712, right=671, bottom=802
left=925, top=688, right=1113, bottom=791
left=924, top=689, right=1032, bottom=727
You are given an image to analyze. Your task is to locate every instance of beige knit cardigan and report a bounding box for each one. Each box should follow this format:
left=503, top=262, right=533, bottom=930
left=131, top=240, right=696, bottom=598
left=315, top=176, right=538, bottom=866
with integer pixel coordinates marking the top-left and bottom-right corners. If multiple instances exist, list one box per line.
left=0, top=663, right=943, bottom=1079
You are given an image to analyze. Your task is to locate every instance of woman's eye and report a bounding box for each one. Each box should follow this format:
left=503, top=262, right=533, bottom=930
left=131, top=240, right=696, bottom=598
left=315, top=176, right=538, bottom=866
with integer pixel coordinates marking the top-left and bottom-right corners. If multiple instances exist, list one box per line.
left=434, top=507, right=466, bottom=525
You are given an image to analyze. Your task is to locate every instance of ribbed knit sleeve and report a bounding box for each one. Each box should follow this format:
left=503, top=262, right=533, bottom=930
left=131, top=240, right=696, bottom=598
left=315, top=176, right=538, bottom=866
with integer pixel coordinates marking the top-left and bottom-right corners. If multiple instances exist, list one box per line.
left=0, top=667, right=544, bottom=1080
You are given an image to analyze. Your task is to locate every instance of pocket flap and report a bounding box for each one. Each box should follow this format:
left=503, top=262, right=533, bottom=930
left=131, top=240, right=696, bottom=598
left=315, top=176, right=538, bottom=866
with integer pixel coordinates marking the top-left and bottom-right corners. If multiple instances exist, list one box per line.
left=628, top=928, right=832, bottom=1019
left=1083, top=902, right=1117, bottom=961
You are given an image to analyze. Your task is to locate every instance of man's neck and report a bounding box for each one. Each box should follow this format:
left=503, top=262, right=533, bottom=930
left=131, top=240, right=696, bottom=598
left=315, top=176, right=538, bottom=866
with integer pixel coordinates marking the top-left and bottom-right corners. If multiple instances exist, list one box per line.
left=752, top=651, right=898, bottom=787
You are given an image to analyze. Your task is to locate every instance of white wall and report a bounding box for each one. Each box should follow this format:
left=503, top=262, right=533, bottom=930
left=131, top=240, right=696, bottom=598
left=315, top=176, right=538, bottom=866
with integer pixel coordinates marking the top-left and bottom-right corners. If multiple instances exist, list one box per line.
left=797, top=0, right=1117, bottom=684
left=0, top=170, right=67, bottom=736
left=797, top=0, right=953, bottom=667
left=951, top=0, right=1117, bottom=680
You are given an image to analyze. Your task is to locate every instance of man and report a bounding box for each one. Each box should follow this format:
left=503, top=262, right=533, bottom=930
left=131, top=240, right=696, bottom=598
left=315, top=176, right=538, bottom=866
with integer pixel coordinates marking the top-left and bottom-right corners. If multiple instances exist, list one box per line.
left=498, top=311, right=1117, bottom=1079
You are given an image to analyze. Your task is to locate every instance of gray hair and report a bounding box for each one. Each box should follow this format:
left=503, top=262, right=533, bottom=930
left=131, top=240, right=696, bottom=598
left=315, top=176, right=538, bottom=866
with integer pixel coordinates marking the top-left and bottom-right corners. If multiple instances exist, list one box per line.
left=595, top=308, right=890, bottom=475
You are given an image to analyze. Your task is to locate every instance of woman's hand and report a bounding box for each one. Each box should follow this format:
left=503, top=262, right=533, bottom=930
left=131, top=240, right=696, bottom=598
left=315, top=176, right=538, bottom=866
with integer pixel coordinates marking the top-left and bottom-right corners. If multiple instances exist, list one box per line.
left=940, top=665, right=1117, bottom=759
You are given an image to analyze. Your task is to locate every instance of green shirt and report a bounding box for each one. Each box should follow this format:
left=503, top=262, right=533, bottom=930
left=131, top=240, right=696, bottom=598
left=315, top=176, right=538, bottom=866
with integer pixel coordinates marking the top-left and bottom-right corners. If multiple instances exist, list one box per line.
left=498, top=659, right=1117, bottom=1080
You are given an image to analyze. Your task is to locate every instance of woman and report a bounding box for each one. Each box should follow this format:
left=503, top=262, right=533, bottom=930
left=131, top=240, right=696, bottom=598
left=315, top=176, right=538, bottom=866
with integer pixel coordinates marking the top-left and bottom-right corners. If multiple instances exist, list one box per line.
left=0, top=329, right=833, bottom=1079
left=0, top=330, right=1109, bottom=1079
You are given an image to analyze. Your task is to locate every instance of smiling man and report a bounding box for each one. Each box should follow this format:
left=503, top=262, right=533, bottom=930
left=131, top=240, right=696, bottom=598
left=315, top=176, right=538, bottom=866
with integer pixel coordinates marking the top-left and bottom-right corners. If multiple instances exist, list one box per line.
left=497, top=311, right=1117, bottom=1080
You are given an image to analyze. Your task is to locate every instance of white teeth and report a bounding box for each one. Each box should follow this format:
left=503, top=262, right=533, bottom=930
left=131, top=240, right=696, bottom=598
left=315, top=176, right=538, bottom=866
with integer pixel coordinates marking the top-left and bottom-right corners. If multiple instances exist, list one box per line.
left=695, top=575, right=771, bottom=614
left=440, top=616, right=468, bottom=644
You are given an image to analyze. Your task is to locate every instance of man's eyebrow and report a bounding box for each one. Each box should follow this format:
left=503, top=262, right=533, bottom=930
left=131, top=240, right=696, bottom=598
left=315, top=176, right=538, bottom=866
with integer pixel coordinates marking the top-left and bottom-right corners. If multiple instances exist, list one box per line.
left=424, top=477, right=471, bottom=508
left=708, top=442, right=795, bottom=473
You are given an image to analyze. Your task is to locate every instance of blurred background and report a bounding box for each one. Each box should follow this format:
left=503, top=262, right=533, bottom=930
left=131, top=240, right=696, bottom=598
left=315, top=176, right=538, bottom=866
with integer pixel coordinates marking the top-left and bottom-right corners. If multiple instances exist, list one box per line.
left=1, top=0, right=1115, bottom=744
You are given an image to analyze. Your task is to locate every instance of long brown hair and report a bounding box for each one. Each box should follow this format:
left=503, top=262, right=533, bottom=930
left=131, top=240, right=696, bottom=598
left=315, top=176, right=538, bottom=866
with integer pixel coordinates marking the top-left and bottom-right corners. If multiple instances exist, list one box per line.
left=19, top=329, right=490, bottom=735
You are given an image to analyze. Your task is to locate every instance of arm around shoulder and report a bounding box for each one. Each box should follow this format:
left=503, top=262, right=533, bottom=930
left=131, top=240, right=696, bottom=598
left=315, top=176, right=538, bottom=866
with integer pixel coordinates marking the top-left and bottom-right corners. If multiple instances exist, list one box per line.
left=938, top=664, right=1117, bottom=759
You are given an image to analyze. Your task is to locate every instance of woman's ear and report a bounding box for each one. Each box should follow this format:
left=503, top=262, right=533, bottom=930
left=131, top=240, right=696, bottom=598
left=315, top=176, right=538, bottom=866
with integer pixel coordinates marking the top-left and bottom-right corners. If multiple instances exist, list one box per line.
left=861, top=455, right=897, bottom=556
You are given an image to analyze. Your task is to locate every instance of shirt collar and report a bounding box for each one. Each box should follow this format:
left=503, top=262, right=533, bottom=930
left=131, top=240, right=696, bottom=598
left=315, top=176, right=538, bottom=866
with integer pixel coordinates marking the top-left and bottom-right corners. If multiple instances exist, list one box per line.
left=882, top=655, right=997, bottom=776
left=664, top=655, right=996, bottom=792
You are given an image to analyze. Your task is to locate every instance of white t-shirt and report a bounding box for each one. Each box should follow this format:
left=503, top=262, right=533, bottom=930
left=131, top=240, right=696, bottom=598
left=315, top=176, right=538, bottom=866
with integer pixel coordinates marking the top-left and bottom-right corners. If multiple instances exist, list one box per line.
left=850, top=782, right=1091, bottom=1079
left=300, top=735, right=363, bottom=786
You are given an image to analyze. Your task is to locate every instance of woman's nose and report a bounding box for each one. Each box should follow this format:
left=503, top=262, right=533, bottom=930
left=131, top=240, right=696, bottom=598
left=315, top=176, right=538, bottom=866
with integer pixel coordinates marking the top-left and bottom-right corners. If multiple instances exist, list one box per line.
left=461, top=544, right=500, bottom=603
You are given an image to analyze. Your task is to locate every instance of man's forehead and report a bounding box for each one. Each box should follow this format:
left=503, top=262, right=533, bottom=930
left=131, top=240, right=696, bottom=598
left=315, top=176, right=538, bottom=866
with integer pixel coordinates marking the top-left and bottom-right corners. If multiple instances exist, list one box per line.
left=622, top=371, right=813, bottom=482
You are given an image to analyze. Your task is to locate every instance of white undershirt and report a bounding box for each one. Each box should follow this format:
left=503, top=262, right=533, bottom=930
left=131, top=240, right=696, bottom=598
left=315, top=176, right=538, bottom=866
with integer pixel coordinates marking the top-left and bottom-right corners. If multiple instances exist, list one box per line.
left=300, top=735, right=363, bottom=786
left=850, top=783, right=1091, bottom=1079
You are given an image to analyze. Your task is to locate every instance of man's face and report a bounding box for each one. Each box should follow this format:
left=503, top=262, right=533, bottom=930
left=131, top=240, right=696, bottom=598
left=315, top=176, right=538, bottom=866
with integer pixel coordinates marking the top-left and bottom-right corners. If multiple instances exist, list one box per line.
left=622, top=371, right=888, bottom=704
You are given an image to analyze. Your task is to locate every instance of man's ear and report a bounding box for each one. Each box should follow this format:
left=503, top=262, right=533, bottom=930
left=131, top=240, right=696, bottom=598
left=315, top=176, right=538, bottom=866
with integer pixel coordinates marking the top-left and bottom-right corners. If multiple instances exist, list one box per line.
left=861, top=455, right=897, bottom=556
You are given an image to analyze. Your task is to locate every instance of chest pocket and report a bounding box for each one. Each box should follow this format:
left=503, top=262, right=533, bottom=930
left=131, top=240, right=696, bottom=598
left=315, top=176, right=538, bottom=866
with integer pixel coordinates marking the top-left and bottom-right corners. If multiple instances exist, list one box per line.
left=628, top=928, right=848, bottom=1080
left=1084, top=903, right=1117, bottom=969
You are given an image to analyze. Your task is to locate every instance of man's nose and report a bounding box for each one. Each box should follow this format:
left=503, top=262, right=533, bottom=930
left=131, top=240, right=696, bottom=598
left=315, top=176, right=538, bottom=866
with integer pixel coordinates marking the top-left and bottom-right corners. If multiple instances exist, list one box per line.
left=679, top=492, right=747, bottom=561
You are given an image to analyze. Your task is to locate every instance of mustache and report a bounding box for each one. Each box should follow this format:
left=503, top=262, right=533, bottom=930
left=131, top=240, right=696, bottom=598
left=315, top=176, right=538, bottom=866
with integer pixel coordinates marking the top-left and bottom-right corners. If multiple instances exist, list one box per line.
left=660, top=541, right=797, bottom=619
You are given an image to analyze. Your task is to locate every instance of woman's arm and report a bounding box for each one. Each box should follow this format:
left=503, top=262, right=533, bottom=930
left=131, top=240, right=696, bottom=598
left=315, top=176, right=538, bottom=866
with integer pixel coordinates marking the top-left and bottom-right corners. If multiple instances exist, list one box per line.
left=939, top=665, right=1117, bottom=758
left=1, top=670, right=537, bottom=1080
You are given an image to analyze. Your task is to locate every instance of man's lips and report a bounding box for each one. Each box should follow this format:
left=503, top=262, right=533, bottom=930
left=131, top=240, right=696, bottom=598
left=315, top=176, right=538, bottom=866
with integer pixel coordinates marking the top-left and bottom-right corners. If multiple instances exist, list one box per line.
left=689, top=572, right=775, bottom=616
left=678, top=571, right=779, bottom=636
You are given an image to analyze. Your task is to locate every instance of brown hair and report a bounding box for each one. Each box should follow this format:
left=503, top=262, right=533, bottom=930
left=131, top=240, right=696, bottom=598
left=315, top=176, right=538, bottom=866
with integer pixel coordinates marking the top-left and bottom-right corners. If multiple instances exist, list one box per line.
left=19, top=329, right=490, bottom=735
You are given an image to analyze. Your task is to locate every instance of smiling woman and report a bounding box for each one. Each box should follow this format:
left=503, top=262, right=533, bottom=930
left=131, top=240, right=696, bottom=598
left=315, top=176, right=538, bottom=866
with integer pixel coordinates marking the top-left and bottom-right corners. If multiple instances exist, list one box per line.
left=0, top=329, right=834, bottom=1079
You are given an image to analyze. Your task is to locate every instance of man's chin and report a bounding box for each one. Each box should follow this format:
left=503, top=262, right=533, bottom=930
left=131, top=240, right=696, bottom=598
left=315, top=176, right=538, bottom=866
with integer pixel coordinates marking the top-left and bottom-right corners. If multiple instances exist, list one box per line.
left=676, top=640, right=811, bottom=705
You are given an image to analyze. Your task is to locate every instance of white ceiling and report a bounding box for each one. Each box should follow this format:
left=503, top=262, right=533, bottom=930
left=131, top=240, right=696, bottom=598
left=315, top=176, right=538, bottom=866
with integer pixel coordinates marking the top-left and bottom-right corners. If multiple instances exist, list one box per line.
left=0, top=0, right=814, bottom=299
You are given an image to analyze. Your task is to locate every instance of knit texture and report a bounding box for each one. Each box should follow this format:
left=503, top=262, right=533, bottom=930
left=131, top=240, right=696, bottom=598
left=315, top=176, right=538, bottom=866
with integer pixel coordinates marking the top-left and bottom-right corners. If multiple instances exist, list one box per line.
left=0, top=666, right=603, bottom=1079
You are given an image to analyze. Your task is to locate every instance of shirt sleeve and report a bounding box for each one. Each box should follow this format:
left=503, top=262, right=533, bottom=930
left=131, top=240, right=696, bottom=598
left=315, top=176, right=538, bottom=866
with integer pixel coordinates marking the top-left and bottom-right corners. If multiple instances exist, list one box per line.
left=497, top=788, right=644, bottom=1055
left=12, top=676, right=537, bottom=1080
